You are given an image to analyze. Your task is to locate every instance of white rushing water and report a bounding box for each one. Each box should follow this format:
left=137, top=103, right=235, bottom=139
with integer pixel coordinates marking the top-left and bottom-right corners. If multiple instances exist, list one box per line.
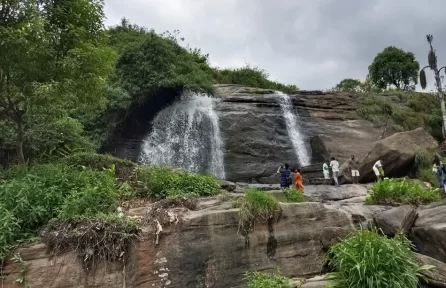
left=139, top=92, right=225, bottom=179
left=276, top=91, right=311, bottom=166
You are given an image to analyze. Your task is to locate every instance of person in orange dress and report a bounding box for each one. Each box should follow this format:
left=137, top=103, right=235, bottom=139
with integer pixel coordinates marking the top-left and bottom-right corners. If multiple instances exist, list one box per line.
left=294, top=168, right=304, bottom=192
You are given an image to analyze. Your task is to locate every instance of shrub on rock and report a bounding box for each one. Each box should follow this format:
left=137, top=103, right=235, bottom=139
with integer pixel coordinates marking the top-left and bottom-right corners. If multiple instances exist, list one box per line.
left=134, top=165, right=220, bottom=199
left=283, top=188, right=305, bottom=203
left=366, top=178, right=441, bottom=206
left=236, top=189, right=281, bottom=235
left=327, top=230, right=432, bottom=288
left=245, top=271, right=291, bottom=288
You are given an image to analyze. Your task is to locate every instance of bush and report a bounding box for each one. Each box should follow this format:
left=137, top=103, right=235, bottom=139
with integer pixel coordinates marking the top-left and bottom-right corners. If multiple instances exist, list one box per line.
left=417, top=168, right=440, bottom=187
left=61, top=152, right=136, bottom=180
left=0, top=163, right=120, bottom=259
left=283, top=188, right=305, bottom=203
left=327, top=230, right=432, bottom=288
left=0, top=206, right=20, bottom=260
left=245, top=271, right=291, bottom=288
left=414, top=149, right=434, bottom=170
left=58, top=169, right=119, bottom=219
left=237, top=189, right=281, bottom=235
left=211, top=65, right=298, bottom=93
left=365, top=178, right=441, bottom=206
left=134, top=165, right=219, bottom=199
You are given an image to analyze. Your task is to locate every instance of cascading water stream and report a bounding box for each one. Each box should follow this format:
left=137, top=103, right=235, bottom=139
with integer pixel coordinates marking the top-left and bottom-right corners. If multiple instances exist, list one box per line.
left=276, top=91, right=311, bottom=166
left=139, top=92, right=225, bottom=179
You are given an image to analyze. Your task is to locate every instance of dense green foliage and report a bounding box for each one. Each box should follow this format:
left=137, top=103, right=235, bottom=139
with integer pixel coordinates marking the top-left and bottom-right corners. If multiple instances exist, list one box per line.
left=245, top=271, right=291, bottom=288
left=356, top=91, right=442, bottom=138
left=134, top=165, right=220, bottom=199
left=237, top=189, right=281, bottom=235
left=368, top=46, right=420, bottom=90
left=328, top=230, right=431, bottom=288
left=0, top=0, right=116, bottom=164
left=211, top=65, right=298, bottom=93
left=283, top=188, right=305, bottom=202
left=365, top=178, right=441, bottom=206
left=0, top=162, right=119, bottom=260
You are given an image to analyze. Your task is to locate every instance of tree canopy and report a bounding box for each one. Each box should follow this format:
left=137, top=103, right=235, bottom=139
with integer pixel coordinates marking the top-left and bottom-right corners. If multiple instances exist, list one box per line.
left=333, top=78, right=363, bottom=92
left=368, top=46, right=420, bottom=90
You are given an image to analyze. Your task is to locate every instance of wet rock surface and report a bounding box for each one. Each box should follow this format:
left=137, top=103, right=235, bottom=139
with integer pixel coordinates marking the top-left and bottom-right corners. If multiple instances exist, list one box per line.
left=213, top=85, right=384, bottom=183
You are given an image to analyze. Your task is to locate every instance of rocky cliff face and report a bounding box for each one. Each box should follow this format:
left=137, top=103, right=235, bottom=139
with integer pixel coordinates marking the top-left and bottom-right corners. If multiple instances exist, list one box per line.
left=3, top=185, right=446, bottom=288
left=214, top=85, right=383, bottom=183
left=107, top=84, right=384, bottom=183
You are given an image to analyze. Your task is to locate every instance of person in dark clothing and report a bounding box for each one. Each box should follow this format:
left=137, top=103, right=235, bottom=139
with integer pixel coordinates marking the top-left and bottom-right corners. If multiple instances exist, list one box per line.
left=277, top=163, right=291, bottom=188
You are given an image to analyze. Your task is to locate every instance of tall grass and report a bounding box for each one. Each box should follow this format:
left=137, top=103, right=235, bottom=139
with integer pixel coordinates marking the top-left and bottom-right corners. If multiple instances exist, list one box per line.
left=237, top=189, right=281, bottom=235
left=283, top=188, right=305, bottom=203
left=366, top=178, right=441, bottom=206
left=327, top=230, right=433, bottom=288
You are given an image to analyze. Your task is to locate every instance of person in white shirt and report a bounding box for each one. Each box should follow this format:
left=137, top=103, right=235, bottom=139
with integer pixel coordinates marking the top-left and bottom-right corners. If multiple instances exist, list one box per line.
left=373, top=160, right=384, bottom=181
left=322, top=161, right=330, bottom=179
left=330, top=157, right=340, bottom=186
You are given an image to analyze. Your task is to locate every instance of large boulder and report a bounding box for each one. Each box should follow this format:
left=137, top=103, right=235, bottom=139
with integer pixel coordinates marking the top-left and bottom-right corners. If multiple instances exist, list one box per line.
left=412, top=200, right=446, bottom=263
left=359, top=128, right=438, bottom=183
left=374, top=205, right=418, bottom=237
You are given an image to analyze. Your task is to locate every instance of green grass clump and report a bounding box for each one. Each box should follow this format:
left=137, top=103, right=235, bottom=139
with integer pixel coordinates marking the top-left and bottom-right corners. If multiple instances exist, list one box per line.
left=365, top=178, right=441, bottom=206
left=245, top=271, right=291, bottom=288
left=134, top=165, right=220, bottom=199
left=327, top=230, right=433, bottom=288
left=237, top=189, right=281, bottom=235
left=283, top=188, right=305, bottom=203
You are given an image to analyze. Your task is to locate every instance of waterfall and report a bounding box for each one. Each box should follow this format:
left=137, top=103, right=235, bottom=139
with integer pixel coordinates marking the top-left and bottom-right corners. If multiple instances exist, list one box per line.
left=139, top=92, right=226, bottom=179
left=276, top=91, right=311, bottom=166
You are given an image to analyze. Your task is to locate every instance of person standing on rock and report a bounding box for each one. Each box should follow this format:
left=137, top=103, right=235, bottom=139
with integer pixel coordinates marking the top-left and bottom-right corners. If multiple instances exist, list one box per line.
left=373, top=160, right=384, bottom=181
left=277, top=163, right=291, bottom=189
left=294, top=168, right=304, bottom=192
left=330, top=157, right=340, bottom=186
left=348, top=155, right=360, bottom=184
left=322, top=161, right=330, bottom=180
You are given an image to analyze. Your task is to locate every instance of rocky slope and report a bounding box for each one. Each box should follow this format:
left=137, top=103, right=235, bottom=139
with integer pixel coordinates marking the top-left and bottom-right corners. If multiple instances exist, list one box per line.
left=3, top=184, right=446, bottom=288
left=213, top=84, right=384, bottom=183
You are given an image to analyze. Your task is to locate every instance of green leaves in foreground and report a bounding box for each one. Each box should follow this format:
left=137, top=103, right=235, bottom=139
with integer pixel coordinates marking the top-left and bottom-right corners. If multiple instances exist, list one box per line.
left=366, top=178, right=441, bottom=206
left=327, top=230, right=433, bottom=288
left=245, top=271, right=291, bottom=288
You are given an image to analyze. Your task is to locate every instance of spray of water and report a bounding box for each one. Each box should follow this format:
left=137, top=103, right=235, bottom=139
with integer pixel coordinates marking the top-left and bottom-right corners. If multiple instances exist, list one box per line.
left=276, top=91, right=311, bottom=166
left=139, top=92, right=225, bottom=179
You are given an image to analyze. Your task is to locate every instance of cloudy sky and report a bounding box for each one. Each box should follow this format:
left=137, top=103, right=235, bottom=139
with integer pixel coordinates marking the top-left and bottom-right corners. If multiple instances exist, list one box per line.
left=104, top=0, right=446, bottom=91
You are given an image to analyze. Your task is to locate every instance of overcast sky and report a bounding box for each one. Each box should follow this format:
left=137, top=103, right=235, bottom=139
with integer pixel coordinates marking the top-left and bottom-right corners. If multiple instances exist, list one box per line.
left=104, top=0, right=446, bottom=91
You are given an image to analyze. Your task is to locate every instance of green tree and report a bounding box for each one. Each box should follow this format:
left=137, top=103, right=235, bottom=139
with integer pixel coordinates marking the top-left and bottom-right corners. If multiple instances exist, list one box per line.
left=419, top=34, right=446, bottom=138
left=333, top=78, right=363, bottom=92
left=368, top=46, right=420, bottom=90
left=0, top=0, right=115, bottom=164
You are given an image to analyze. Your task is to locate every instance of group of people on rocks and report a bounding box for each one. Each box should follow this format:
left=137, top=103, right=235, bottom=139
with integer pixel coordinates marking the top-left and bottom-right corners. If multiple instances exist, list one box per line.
left=278, top=155, right=386, bottom=190
left=277, top=164, right=305, bottom=191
